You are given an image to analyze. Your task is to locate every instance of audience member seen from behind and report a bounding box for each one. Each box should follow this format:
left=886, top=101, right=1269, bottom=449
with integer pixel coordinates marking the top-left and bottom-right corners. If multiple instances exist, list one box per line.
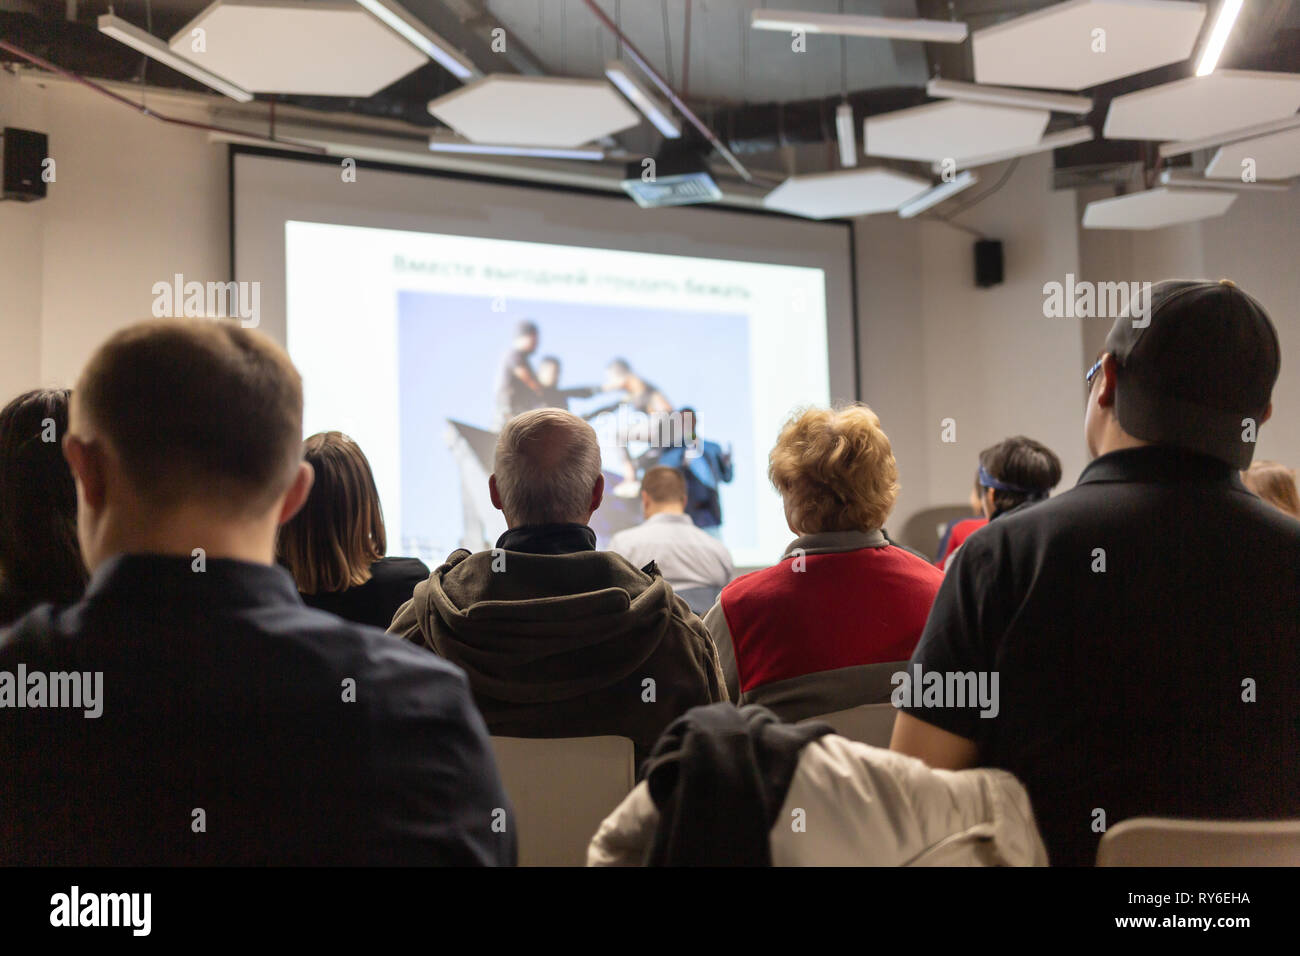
left=892, top=279, right=1300, bottom=867
left=934, top=474, right=988, bottom=568
left=0, top=319, right=513, bottom=866
left=702, top=405, right=944, bottom=718
left=0, top=389, right=87, bottom=627
left=1242, top=460, right=1300, bottom=519
left=940, top=436, right=1062, bottom=571
left=277, top=431, right=429, bottom=629
left=390, top=408, right=727, bottom=765
left=608, top=465, right=734, bottom=615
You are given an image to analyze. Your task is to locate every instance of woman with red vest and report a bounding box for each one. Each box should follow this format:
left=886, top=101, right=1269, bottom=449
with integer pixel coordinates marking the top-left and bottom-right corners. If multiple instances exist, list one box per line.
left=701, top=404, right=943, bottom=721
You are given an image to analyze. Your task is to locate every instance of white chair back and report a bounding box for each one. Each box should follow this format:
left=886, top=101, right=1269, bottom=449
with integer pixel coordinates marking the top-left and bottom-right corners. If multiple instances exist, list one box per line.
left=802, top=702, right=898, bottom=748
left=1097, top=817, right=1300, bottom=866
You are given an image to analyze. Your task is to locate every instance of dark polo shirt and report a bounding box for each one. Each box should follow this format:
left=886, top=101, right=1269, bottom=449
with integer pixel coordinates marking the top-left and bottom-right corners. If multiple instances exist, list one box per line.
left=904, top=445, right=1300, bottom=866
left=0, top=553, right=514, bottom=865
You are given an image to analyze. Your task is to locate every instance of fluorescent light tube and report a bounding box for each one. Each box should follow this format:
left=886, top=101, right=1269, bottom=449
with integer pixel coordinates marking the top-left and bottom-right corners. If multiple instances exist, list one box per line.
left=926, top=78, right=1092, bottom=116
left=898, top=170, right=978, bottom=218
left=933, top=125, right=1095, bottom=173
left=750, top=10, right=967, bottom=43
left=1158, top=169, right=1292, bottom=192
left=835, top=102, right=857, bottom=167
left=605, top=61, right=681, bottom=138
left=1196, top=0, right=1244, bottom=76
left=97, top=14, right=252, bottom=102
left=428, top=136, right=605, bottom=160
left=356, top=0, right=479, bottom=81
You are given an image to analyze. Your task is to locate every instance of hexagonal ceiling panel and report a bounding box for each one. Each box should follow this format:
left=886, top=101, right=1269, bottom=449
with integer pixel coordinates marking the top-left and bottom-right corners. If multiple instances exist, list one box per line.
left=1081, top=186, right=1237, bottom=229
left=1104, top=70, right=1300, bottom=142
left=168, top=0, right=427, bottom=97
left=428, top=75, right=640, bottom=148
left=1205, top=126, right=1300, bottom=181
left=762, top=167, right=933, bottom=220
left=864, top=100, right=1049, bottom=163
left=972, top=0, right=1207, bottom=91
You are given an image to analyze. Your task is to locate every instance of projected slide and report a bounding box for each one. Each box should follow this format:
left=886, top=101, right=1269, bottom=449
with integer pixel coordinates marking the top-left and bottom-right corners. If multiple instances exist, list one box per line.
left=284, top=220, right=829, bottom=568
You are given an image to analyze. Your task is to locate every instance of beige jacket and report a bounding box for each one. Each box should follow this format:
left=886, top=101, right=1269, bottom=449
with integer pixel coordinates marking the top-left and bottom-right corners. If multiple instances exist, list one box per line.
left=588, top=734, right=1049, bottom=866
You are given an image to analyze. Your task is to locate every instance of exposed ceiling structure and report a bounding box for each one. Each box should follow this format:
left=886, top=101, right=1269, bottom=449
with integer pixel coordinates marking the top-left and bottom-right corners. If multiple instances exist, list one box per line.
left=2, top=0, right=1299, bottom=227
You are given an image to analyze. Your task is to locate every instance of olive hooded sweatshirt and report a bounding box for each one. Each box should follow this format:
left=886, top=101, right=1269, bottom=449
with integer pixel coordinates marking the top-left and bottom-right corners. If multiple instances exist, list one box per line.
left=388, top=524, right=727, bottom=766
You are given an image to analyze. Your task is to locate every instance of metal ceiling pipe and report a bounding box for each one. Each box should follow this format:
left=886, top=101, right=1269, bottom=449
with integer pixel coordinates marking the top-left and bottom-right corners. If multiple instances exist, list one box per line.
left=0, top=38, right=326, bottom=153
left=579, top=0, right=753, bottom=182
left=709, top=87, right=930, bottom=157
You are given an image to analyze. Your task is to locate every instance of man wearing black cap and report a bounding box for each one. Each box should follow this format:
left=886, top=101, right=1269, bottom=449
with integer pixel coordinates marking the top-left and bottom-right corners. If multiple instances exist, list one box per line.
left=891, top=279, right=1300, bottom=866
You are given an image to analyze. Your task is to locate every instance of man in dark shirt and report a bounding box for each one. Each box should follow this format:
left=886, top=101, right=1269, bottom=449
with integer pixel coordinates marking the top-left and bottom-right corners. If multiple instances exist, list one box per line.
left=0, top=319, right=514, bottom=865
left=495, top=320, right=544, bottom=428
left=891, top=279, right=1300, bottom=866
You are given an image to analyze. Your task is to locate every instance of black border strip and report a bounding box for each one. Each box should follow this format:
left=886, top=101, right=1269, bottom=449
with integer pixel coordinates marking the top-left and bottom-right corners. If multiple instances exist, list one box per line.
left=227, top=144, right=863, bottom=398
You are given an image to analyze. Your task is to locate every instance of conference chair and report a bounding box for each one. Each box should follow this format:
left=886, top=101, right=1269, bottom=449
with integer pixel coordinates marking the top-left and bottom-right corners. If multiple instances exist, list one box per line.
left=896, top=505, right=975, bottom=559
left=742, top=660, right=906, bottom=724
left=490, top=735, right=636, bottom=867
left=1097, top=817, right=1300, bottom=866
left=799, top=703, right=899, bottom=749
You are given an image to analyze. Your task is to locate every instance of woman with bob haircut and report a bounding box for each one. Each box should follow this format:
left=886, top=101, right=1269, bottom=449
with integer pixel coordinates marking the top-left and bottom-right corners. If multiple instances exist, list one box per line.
left=277, top=431, right=429, bottom=629
left=0, top=388, right=88, bottom=626
left=702, top=404, right=944, bottom=720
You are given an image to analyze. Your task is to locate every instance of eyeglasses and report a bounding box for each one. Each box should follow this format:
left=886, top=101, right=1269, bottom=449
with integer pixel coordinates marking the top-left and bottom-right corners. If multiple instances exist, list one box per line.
left=1085, top=358, right=1103, bottom=388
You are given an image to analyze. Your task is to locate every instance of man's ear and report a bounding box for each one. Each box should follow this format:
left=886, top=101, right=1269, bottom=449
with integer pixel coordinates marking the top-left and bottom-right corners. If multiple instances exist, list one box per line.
left=488, top=473, right=503, bottom=512
left=63, top=434, right=107, bottom=512
left=590, top=473, right=605, bottom=514
left=640, top=490, right=652, bottom=514
left=276, top=461, right=314, bottom=526
left=1097, top=353, right=1120, bottom=408
left=1259, top=402, right=1273, bottom=426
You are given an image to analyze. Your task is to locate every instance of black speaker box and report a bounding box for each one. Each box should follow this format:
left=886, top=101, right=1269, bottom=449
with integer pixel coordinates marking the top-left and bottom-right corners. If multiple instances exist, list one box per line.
left=2, top=127, right=49, bottom=202
left=974, top=239, right=1003, bottom=288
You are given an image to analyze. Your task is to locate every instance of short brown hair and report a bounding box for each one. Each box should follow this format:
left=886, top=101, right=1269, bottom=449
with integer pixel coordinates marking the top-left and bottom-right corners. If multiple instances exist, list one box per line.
left=277, top=432, right=386, bottom=594
left=75, top=319, right=303, bottom=514
left=1242, top=460, right=1300, bottom=519
left=641, top=466, right=686, bottom=504
left=768, top=404, right=899, bottom=533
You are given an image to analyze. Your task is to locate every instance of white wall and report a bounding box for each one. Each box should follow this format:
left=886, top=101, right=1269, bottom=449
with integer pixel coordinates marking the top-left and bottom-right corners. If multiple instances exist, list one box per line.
left=855, top=154, right=1089, bottom=535
left=0, top=71, right=227, bottom=398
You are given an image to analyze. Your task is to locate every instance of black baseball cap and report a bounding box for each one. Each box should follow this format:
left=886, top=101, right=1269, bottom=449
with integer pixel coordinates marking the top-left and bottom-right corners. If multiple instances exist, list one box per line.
left=1103, top=279, right=1280, bottom=469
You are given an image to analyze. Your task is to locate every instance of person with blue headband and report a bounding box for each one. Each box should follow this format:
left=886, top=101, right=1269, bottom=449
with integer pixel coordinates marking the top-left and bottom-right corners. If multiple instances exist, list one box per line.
left=975, top=437, right=1062, bottom=522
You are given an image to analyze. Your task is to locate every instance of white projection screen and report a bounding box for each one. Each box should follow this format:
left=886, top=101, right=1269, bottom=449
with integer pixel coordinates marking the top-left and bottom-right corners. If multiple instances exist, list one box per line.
left=233, top=150, right=857, bottom=569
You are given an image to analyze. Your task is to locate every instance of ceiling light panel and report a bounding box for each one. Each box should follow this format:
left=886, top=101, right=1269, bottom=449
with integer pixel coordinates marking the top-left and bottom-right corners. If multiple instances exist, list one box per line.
left=168, top=0, right=427, bottom=97
left=865, top=100, right=1049, bottom=163
left=763, top=167, right=932, bottom=219
left=972, top=0, right=1207, bottom=91
left=1204, top=126, right=1300, bottom=181
left=429, top=75, right=640, bottom=149
left=1104, top=70, right=1300, bottom=142
left=1081, top=186, right=1237, bottom=229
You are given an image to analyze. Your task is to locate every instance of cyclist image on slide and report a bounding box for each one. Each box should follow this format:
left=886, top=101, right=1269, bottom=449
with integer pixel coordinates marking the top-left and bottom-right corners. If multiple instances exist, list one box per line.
left=536, top=356, right=598, bottom=412
left=588, top=358, right=675, bottom=496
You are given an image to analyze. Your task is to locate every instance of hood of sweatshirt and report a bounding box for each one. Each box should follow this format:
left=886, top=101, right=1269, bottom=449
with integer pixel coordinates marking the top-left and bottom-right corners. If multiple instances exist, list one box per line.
left=407, top=547, right=684, bottom=705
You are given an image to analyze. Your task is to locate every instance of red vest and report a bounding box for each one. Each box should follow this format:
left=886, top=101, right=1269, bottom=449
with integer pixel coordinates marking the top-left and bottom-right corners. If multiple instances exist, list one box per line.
left=719, top=545, right=943, bottom=694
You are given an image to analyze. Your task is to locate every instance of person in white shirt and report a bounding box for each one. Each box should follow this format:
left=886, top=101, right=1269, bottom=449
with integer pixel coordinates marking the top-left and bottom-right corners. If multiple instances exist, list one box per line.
left=609, top=466, right=734, bottom=615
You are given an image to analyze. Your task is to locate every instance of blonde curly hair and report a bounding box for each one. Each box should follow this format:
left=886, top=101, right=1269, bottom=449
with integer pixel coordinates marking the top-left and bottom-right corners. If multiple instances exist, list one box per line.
left=768, top=404, right=900, bottom=533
